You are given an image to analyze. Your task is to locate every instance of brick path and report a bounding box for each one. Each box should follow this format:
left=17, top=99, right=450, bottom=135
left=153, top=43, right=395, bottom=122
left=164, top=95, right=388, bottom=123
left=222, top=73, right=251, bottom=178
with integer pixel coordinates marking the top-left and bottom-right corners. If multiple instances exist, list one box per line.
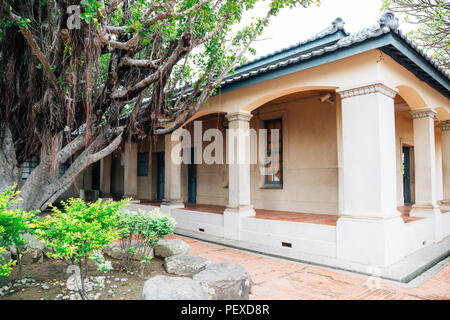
left=166, top=235, right=450, bottom=300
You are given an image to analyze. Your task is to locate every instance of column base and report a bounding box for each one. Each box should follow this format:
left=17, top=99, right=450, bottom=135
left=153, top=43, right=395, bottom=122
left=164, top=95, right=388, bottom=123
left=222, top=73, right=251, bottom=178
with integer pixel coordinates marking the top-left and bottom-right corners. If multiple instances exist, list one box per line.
left=410, top=205, right=444, bottom=242
left=337, top=216, right=405, bottom=267
left=439, top=200, right=450, bottom=210
left=223, top=205, right=255, bottom=240
left=160, top=199, right=185, bottom=214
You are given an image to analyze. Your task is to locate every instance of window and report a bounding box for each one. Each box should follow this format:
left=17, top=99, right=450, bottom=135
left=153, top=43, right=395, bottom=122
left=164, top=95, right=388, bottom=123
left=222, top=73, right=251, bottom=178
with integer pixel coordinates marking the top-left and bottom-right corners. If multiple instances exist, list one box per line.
left=265, top=119, right=283, bottom=185
left=137, top=152, right=149, bottom=177
left=59, top=158, right=72, bottom=177
left=21, top=156, right=39, bottom=180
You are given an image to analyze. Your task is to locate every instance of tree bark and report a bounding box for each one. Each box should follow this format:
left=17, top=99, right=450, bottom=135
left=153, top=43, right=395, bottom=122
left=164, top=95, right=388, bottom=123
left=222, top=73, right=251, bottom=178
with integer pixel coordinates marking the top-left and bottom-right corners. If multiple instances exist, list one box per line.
left=0, top=128, right=21, bottom=192
left=7, top=130, right=123, bottom=211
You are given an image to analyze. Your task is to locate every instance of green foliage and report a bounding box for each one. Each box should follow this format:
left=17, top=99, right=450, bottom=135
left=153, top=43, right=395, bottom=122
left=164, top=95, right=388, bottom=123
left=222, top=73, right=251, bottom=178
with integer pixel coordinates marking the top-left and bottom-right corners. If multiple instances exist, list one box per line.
left=0, top=184, right=38, bottom=276
left=0, top=246, right=16, bottom=278
left=117, top=209, right=176, bottom=268
left=72, top=0, right=320, bottom=108
left=80, top=0, right=104, bottom=25
left=0, top=223, right=16, bottom=278
left=34, top=198, right=129, bottom=263
left=89, top=250, right=113, bottom=273
left=382, top=0, right=449, bottom=72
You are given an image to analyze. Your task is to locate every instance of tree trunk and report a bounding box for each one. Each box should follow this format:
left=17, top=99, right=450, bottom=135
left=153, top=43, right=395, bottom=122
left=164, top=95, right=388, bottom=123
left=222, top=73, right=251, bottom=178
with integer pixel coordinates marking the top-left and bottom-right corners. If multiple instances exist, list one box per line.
left=0, top=128, right=21, bottom=192
left=4, top=131, right=123, bottom=211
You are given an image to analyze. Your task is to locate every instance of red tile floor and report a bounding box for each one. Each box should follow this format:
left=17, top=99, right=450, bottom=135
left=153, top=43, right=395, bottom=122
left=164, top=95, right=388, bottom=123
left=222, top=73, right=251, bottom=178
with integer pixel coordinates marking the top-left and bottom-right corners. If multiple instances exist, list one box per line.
left=181, top=203, right=429, bottom=225
left=141, top=201, right=450, bottom=225
left=165, top=234, right=450, bottom=300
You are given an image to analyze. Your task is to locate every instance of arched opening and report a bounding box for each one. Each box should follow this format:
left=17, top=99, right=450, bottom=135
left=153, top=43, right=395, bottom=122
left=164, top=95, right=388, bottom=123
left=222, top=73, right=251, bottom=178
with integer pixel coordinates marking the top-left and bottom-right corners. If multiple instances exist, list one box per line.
left=242, top=86, right=338, bottom=113
left=247, top=88, right=339, bottom=215
left=394, top=86, right=443, bottom=212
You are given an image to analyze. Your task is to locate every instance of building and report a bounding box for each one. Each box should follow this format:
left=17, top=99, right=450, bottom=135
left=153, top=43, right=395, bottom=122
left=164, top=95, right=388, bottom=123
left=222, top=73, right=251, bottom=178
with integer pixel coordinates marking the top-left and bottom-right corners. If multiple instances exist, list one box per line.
left=54, top=12, right=450, bottom=273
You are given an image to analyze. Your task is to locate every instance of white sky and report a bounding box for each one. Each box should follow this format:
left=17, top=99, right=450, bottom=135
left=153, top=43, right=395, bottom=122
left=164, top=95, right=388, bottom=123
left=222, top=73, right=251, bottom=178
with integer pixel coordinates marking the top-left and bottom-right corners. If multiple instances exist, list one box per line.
left=245, top=0, right=413, bottom=61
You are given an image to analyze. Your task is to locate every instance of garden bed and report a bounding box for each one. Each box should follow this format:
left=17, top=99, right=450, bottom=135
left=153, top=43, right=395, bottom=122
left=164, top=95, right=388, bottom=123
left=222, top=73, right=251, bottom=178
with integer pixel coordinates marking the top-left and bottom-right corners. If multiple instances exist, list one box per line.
left=0, top=255, right=172, bottom=300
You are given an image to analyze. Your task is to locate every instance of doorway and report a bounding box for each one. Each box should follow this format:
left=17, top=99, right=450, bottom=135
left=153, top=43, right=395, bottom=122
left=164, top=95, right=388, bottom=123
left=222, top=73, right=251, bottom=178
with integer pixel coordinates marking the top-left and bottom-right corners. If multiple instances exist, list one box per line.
left=91, top=161, right=100, bottom=191
left=187, top=148, right=197, bottom=204
left=156, top=152, right=165, bottom=201
left=402, top=146, right=412, bottom=205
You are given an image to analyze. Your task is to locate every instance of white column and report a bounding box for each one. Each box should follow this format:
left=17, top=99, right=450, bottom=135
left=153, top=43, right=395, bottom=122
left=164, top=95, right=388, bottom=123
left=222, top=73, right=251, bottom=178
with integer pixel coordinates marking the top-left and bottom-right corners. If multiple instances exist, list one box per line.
left=410, top=109, right=443, bottom=241
left=224, top=112, right=255, bottom=240
left=160, top=133, right=184, bottom=213
left=336, top=82, right=405, bottom=267
left=439, top=122, right=450, bottom=209
left=99, top=155, right=112, bottom=198
left=123, top=143, right=138, bottom=199
left=410, top=109, right=439, bottom=209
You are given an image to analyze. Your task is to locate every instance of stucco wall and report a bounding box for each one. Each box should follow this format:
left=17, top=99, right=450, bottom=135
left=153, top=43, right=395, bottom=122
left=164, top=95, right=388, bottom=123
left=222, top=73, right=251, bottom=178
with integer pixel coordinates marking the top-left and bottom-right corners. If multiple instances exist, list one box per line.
left=250, top=96, right=339, bottom=214
left=395, top=110, right=415, bottom=206
left=181, top=117, right=228, bottom=205
left=176, top=95, right=339, bottom=214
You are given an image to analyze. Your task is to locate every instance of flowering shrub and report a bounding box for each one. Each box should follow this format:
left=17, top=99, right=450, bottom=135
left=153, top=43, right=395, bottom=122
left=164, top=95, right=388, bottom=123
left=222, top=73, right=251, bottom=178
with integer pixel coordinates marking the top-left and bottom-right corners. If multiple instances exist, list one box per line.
left=117, top=208, right=176, bottom=272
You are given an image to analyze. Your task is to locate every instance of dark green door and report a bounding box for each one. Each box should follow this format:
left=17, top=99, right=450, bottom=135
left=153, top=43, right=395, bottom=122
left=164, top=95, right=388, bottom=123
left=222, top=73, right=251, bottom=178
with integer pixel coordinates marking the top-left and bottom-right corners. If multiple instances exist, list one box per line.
left=188, top=148, right=197, bottom=203
left=157, top=152, right=165, bottom=201
left=402, top=146, right=411, bottom=205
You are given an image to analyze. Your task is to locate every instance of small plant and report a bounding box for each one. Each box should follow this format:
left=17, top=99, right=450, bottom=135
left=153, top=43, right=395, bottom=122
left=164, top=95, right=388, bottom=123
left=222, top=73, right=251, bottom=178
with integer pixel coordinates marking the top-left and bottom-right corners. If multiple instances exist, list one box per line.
left=0, top=185, right=37, bottom=276
left=34, top=197, right=129, bottom=299
left=117, top=209, right=176, bottom=275
left=0, top=226, right=16, bottom=279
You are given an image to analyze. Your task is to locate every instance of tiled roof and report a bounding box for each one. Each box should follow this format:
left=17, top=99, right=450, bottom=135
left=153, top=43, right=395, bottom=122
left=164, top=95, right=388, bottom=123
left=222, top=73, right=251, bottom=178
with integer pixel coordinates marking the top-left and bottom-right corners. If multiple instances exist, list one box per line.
left=220, top=12, right=449, bottom=95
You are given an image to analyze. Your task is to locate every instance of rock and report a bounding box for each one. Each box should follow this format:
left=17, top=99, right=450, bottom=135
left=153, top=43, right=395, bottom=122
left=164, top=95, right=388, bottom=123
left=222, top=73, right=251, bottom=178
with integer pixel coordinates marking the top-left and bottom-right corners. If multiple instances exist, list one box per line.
left=192, top=263, right=252, bottom=300
left=142, top=275, right=210, bottom=300
left=154, top=239, right=189, bottom=258
left=164, top=254, right=210, bottom=276
left=43, top=247, right=55, bottom=258
left=8, top=233, right=45, bottom=264
left=21, top=248, right=44, bottom=264
left=103, top=242, right=153, bottom=261
left=103, top=246, right=124, bottom=260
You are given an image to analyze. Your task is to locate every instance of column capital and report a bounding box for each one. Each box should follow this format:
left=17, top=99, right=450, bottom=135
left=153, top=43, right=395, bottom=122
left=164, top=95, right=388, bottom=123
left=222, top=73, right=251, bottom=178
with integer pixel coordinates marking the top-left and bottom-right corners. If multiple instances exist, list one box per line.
left=337, top=82, right=398, bottom=100
left=226, top=111, right=253, bottom=122
left=410, top=108, right=437, bottom=120
left=438, top=121, right=450, bottom=131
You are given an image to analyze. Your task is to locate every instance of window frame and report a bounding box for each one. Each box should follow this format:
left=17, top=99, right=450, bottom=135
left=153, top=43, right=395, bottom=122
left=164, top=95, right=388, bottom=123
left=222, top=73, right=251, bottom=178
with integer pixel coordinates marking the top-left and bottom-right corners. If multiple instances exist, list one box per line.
left=21, top=155, right=39, bottom=180
left=264, top=118, right=283, bottom=186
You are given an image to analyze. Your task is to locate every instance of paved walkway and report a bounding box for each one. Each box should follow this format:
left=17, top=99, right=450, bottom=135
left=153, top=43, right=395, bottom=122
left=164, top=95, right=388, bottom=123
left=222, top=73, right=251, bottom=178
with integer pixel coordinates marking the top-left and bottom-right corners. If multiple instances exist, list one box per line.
left=166, top=235, right=450, bottom=300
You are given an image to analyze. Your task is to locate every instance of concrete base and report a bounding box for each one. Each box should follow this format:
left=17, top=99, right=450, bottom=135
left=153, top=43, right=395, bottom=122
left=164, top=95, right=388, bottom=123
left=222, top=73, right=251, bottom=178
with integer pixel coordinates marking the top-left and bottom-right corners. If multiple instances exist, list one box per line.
left=223, top=205, right=255, bottom=241
left=127, top=201, right=160, bottom=212
left=175, top=229, right=450, bottom=283
left=160, top=200, right=184, bottom=214
left=410, top=205, right=444, bottom=242
left=336, top=216, right=405, bottom=267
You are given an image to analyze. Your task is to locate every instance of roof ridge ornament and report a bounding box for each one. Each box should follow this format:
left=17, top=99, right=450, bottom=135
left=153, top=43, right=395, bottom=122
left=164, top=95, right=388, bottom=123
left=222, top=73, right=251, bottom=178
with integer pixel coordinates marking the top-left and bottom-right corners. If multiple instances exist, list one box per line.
left=332, top=17, right=345, bottom=30
left=378, top=11, right=399, bottom=31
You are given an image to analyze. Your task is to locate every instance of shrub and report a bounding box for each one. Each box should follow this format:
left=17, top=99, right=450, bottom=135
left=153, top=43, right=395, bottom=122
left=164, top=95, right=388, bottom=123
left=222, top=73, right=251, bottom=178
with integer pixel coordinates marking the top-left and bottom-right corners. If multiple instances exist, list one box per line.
left=0, top=224, right=16, bottom=278
left=117, top=208, right=176, bottom=274
left=34, top=197, right=129, bottom=298
left=0, top=185, right=37, bottom=276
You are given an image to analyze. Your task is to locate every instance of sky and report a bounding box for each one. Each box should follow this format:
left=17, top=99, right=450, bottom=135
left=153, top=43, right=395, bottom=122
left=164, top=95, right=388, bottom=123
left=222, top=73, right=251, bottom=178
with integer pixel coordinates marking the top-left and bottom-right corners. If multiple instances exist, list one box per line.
left=244, top=0, right=413, bottom=61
